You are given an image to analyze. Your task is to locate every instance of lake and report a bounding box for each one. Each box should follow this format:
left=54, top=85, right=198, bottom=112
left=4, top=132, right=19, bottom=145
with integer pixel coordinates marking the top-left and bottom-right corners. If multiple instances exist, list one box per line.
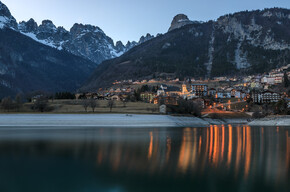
left=0, top=115, right=289, bottom=192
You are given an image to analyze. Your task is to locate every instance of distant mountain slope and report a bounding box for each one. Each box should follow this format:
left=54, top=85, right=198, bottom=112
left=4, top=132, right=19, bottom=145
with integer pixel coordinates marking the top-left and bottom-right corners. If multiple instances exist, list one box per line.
left=0, top=0, right=155, bottom=97
left=82, top=8, right=290, bottom=91
left=0, top=0, right=154, bottom=65
left=19, top=20, right=154, bottom=64
left=0, top=28, right=96, bottom=97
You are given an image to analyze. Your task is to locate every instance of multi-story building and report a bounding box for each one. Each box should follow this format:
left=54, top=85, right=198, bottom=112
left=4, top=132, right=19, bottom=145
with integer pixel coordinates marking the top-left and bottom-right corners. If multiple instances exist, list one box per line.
left=191, top=84, right=208, bottom=97
left=252, top=90, right=281, bottom=104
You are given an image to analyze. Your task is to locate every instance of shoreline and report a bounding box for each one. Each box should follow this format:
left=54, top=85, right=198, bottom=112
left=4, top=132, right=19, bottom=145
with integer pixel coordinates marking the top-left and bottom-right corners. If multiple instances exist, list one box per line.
left=248, top=115, right=290, bottom=126
left=0, top=113, right=288, bottom=127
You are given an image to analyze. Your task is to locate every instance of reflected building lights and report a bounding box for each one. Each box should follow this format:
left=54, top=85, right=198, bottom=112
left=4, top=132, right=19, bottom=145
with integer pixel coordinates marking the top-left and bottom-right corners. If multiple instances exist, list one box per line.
left=244, top=126, right=251, bottom=179
left=221, top=125, right=225, bottom=163
left=227, top=124, right=233, bottom=167
left=148, top=132, right=153, bottom=160
left=16, top=125, right=286, bottom=188
left=178, top=128, right=192, bottom=173
left=191, top=129, right=198, bottom=168
left=213, top=125, right=219, bottom=167
left=209, top=125, right=214, bottom=163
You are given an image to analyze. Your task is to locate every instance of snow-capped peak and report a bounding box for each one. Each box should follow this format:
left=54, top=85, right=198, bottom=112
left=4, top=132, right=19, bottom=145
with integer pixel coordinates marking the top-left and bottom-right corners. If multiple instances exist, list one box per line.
left=0, top=1, right=17, bottom=29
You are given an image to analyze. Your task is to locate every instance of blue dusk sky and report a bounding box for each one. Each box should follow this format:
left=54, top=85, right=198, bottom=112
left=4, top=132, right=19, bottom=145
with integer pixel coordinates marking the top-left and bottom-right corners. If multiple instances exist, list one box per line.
left=2, top=0, right=290, bottom=43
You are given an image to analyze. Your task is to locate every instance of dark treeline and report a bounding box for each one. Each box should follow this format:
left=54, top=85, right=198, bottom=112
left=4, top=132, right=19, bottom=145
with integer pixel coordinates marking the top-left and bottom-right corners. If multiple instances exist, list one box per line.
left=167, top=99, right=202, bottom=117
left=54, top=92, right=76, bottom=100
left=0, top=93, right=23, bottom=112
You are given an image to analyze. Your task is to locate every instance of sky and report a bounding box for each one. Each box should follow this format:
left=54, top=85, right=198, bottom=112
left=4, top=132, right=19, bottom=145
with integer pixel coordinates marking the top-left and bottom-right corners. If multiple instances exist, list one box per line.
left=2, top=0, right=290, bottom=44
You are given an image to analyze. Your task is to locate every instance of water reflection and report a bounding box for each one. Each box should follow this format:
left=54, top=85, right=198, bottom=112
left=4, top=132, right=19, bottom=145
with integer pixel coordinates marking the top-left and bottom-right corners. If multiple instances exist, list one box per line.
left=0, top=125, right=289, bottom=192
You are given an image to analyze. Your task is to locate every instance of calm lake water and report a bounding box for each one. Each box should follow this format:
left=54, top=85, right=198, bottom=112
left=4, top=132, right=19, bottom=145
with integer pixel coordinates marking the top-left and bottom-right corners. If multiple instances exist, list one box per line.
left=0, top=124, right=289, bottom=192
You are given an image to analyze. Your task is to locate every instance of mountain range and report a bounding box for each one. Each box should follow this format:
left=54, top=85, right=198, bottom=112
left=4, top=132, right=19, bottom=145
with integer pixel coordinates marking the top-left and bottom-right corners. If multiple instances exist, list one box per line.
left=0, top=1, right=153, bottom=97
left=18, top=20, right=154, bottom=64
left=82, top=8, right=290, bottom=91
left=0, top=0, right=290, bottom=97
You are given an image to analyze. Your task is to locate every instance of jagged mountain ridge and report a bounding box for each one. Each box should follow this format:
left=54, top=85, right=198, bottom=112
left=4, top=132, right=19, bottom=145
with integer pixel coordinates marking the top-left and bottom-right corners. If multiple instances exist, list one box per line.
left=0, top=1, right=98, bottom=97
left=0, top=0, right=156, bottom=97
left=0, top=0, right=155, bottom=65
left=18, top=20, right=155, bottom=64
left=82, top=8, right=290, bottom=91
left=0, top=1, right=17, bottom=29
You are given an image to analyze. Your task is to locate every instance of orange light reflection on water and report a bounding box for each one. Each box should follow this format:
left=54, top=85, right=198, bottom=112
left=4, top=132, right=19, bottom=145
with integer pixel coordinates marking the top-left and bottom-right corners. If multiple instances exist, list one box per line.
left=92, top=125, right=289, bottom=185
left=227, top=124, right=233, bottom=167
left=244, top=126, right=251, bottom=179
left=148, top=132, right=153, bottom=160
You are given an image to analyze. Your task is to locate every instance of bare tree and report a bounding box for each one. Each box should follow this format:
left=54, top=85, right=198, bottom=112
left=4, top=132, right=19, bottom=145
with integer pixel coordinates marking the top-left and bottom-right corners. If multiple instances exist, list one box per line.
left=15, top=93, right=23, bottom=112
left=1, top=97, right=13, bottom=112
left=191, top=101, right=202, bottom=117
left=176, top=99, right=202, bottom=117
left=107, top=100, right=115, bottom=112
left=82, top=99, right=90, bottom=112
left=89, top=99, right=98, bottom=112
left=33, top=96, right=49, bottom=112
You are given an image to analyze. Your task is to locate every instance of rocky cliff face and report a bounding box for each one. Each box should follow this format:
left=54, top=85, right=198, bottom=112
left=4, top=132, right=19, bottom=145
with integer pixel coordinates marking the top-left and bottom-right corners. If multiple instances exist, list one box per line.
left=18, top=20, right=155, bottom=64
left=82, top=9, right=290, bottom=91
left=168, top=14, right=195, bottom=32
left=0, top=1, right=17, bottom=29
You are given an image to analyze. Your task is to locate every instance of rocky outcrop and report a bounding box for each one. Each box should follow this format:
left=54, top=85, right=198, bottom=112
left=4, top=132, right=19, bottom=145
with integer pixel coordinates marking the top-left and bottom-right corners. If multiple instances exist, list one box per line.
left=139, top=33, right=154, bottom=44
left=18, top=20, right=155, bottom=64
left=0, top=1, right=17, bottom=29
left=168, top=14, right=194, bottom=32
left=19, top=18, right=38, bottom=33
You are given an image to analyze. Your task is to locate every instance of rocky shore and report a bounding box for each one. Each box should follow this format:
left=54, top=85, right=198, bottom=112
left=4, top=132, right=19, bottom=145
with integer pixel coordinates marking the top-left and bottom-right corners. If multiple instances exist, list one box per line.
left=248, top=115, right=290, bottom=126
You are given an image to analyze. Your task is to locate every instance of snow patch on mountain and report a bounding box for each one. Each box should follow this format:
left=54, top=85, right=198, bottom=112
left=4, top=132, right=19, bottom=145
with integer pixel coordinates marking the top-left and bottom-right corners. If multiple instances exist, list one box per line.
left=18, top=20, right=155, bottom=64
left=20, top=32, right=56, bottom=48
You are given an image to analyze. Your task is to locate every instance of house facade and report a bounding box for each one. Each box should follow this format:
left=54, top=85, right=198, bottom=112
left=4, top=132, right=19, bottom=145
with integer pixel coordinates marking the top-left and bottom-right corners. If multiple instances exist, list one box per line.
left=191, top=84, right=208, bottom=97
left=252, top=91, right=281, bottom=104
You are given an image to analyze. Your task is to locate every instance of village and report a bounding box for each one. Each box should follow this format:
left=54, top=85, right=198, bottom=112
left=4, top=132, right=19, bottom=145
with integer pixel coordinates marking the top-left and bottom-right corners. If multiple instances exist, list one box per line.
left=1, top=64, right=289, bottom=116
left=73, top=64, right=290, bottom=116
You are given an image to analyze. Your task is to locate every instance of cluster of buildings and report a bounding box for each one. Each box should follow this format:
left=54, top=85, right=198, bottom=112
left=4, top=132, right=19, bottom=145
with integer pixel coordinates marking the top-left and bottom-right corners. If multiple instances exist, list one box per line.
left=241, top=64, right=290, bottom=90
left=76, top=64, right=290, bottom=111
left=76, top=80, right=288, bottom=109
left=148, top=83, right=251, bottom=108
